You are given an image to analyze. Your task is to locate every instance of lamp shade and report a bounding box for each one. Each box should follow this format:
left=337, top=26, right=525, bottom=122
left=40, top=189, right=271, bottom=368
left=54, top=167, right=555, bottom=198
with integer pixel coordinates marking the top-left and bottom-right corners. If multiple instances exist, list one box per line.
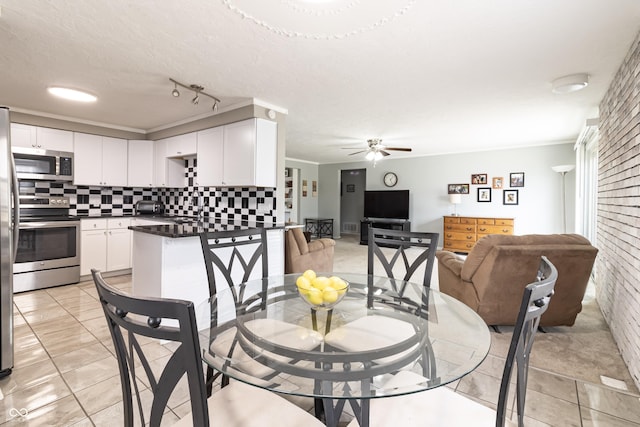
left=449, top=194, right=462, bottom=204
left=551, top=165, right=575, bottom=173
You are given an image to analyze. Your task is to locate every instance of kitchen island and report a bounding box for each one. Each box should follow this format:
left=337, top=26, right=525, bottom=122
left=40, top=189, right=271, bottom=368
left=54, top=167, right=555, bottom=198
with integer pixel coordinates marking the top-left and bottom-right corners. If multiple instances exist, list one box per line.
left=129, top=219, right=285, bottom=306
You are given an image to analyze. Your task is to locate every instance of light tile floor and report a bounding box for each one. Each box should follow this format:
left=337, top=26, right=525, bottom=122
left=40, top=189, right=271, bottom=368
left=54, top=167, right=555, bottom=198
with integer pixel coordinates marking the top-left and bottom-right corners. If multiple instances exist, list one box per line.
left=2, top=237, right=640, bottom=425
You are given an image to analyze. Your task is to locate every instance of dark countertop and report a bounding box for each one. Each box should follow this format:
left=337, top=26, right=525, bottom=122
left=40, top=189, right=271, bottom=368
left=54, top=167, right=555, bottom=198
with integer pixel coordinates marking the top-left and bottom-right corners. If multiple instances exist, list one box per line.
left=129, top=218, right=285, bottom=238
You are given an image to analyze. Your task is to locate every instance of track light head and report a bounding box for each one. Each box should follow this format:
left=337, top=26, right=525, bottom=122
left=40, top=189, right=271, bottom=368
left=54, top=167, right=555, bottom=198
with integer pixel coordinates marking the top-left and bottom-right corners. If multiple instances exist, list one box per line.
left=212, top=101, right=218, bottom=112
left=171, top=82, right=180, bottom=97
left=192, top=94, right=199, bottom=105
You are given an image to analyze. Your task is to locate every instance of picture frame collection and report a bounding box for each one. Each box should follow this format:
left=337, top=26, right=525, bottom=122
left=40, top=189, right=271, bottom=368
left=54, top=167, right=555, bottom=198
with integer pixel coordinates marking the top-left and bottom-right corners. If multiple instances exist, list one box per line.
left=447, top=172, right=524, bottom=205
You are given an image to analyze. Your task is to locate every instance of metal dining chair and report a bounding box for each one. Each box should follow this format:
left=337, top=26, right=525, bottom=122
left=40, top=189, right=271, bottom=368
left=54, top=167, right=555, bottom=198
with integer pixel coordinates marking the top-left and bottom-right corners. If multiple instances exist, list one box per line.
left=367, top=227, right=440, bottom=290
left=346, top=256, right=558, bottom=427
left=325, top=228, right=440, bottom=364
left=199, top=228, right=323, bottom=395
left=92, top=269, right=323, bottom=427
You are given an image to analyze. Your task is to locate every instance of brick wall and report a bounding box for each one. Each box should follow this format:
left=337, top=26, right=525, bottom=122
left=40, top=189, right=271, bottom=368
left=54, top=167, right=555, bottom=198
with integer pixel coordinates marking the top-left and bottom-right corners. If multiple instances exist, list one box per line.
left=597, top=30, right=640, bottom=389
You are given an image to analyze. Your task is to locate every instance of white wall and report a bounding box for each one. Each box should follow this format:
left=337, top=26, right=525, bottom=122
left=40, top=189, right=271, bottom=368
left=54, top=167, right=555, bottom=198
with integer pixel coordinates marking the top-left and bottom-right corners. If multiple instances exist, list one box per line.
left=318, top=143, right=576, bottom=239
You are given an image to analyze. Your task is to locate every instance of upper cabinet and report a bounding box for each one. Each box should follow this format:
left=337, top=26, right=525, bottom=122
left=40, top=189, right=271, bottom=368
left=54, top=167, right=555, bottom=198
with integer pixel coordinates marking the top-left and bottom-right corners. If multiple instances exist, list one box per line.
left=127, top=140, right=154, bottom=188
left=154, top=138, right=186, bottom=188
left=74, top=133, right=128, bottom=187
left=197, top=118, right=277, bottom=187
left=165, top=133, right=197, bottom=158
left=11, top=124, right=73, bottom=152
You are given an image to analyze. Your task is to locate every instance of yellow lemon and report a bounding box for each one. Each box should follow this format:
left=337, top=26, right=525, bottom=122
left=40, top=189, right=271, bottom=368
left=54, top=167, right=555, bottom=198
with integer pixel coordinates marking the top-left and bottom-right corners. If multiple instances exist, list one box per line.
left=311, top=276, right=331, bottom=291
left=322, top=286, right=339, bottom=304
left=306, top=288, right=323, bottom=306
left=330, top=277, right=348, bottom=293
left=296, top=276, right=312, bottom=294
left=303, top=269, right=317, bottom=281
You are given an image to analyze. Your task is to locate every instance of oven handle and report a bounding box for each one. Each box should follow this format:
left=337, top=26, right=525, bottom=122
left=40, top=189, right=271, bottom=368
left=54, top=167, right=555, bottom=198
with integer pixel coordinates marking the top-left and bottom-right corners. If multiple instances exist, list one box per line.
left=11, top=153, right=20, bottom=259
left=19, top=221, right=80, bottom=229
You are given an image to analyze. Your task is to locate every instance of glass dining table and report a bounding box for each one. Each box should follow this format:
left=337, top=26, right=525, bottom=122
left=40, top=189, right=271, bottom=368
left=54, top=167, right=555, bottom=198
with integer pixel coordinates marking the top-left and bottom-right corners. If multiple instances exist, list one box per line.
left=195, top=273, right=491, bottom=427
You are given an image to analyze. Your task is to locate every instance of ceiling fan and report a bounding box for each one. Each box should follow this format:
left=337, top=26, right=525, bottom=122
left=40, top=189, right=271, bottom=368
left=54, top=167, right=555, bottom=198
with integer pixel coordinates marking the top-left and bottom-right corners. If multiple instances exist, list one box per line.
left=343, top=138, right=412, bottom=161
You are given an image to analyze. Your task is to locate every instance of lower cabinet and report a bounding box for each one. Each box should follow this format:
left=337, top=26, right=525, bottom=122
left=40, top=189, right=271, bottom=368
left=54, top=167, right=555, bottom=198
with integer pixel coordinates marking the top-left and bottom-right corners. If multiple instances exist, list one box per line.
left=80, top=218, right=132, bottom=276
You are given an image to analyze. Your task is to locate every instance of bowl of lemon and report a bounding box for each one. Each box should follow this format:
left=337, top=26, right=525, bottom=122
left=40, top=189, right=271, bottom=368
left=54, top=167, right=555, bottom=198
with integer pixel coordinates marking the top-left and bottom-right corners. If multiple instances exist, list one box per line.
left=295, top=270, right=349, bottom=310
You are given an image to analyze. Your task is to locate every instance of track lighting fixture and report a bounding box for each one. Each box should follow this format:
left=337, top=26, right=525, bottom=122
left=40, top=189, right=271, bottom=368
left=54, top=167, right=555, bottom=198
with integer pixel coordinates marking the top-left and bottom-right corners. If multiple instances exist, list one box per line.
left=169, top=78, right=220, bottom=110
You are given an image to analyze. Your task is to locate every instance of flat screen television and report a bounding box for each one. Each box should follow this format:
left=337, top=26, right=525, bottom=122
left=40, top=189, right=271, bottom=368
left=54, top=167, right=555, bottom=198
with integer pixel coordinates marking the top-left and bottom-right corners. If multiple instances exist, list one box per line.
left=364, top=190, right=410, bottom=219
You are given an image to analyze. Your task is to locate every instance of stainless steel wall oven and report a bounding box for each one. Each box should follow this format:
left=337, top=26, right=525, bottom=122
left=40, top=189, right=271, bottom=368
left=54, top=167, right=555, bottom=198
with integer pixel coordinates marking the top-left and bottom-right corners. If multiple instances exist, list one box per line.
left=13, top=196, right=80, bottom=293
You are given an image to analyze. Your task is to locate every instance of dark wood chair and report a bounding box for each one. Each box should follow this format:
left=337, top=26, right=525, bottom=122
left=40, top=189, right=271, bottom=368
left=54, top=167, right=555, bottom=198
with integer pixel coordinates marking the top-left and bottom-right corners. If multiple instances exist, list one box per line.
left=346, top=256, right=558, bottom=427
left=92, top=269, right=323, bottom=427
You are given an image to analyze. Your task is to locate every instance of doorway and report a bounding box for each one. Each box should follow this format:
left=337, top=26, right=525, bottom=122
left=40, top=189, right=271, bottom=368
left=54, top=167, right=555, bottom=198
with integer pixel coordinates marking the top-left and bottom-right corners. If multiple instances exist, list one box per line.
left=340, top=169, right=366, bottom=235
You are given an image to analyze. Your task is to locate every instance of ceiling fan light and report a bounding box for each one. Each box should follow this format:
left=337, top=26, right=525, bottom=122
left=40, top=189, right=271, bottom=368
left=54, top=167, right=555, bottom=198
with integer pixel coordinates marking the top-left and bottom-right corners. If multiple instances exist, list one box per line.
left=365, top=151, right=376, bottom=161
left=47, top=86, right=97, bottom=102
left=374, top=151, right=384, bottom=161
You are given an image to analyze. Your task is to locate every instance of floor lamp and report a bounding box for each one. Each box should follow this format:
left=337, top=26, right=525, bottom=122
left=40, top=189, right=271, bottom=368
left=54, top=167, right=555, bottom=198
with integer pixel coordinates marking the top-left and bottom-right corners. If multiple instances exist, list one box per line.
left=552, top=164, right=575, bottom=233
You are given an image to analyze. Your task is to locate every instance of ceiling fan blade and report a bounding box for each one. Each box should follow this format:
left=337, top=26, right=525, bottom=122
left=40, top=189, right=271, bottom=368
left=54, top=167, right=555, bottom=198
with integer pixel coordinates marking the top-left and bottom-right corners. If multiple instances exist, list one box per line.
left=384, top=147, right=412, bottom=152
left=380, top=150, right=391, bottom=157
left=341, top=147, right=366, bottom=149
left=348, top=150, right=367, bottom=155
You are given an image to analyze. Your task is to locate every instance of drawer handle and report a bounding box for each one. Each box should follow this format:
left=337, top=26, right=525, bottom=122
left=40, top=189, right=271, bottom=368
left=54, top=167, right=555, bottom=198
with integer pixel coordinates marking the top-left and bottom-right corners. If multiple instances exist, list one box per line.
left=503, top=229, right=510, bottom=233
left=479, top=228, right=486, bottom=232
left=466, top=227, right=473, bottom=231
left=466, top=236, right=473, bottom=239
left=446, top=234, right=452, bottom=238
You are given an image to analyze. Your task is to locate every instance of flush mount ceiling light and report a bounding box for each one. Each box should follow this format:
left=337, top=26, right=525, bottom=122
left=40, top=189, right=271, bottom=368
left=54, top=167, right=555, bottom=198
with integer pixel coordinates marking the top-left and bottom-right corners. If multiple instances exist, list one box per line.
left=551, top=73, right=589, bottom=94
left=169, top=78, right=220, bottom=111
left=223, top=0, right=416, bottom=40
left=47, top=86, right=97, bottom=103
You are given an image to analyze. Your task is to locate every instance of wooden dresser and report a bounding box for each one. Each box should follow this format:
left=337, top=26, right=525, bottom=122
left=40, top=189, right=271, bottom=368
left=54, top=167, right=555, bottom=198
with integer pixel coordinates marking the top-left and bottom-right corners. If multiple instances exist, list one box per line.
left=443, top=216, right=514, bottom=253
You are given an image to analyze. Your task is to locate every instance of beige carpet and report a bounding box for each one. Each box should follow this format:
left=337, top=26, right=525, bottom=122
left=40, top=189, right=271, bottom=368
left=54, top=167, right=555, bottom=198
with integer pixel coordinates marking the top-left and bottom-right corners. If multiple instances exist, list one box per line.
left=331, top=233, right=638, bottom=393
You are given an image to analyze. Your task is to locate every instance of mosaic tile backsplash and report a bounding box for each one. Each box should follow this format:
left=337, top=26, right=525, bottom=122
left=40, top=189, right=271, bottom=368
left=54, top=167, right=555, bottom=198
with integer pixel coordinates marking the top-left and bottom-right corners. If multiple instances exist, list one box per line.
left=19, top=158, right=278, bottom=224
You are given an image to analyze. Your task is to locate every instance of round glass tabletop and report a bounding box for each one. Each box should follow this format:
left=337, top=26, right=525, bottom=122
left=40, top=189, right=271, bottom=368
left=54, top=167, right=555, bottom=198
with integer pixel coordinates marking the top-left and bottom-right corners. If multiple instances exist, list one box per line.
left=195, top=273, right=490, bottom=400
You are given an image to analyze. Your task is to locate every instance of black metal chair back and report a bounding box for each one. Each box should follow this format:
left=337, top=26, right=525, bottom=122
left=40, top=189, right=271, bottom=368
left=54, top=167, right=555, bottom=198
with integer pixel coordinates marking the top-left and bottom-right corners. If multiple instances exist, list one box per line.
left=199, top=228, right=269, bottom=297
left=496, top=256, right=558, bottom=427
left=199, top=228, right=269, bottom=393
left=368, top=227, right=439, bottom=289
left=92, top=269, right=209, bottom=427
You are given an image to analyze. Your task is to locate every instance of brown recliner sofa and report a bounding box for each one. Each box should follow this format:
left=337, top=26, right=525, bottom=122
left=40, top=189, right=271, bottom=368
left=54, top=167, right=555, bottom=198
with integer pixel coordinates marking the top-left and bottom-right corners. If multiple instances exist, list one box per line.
left=437, top=234, right=598, bottom=327
left=284, top=227, right=336, bottom=274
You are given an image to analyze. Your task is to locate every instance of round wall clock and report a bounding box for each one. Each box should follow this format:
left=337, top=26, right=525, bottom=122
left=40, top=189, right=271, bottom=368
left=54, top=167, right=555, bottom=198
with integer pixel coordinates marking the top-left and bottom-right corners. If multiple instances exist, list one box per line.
left=383, top=172, right=398, bottom=187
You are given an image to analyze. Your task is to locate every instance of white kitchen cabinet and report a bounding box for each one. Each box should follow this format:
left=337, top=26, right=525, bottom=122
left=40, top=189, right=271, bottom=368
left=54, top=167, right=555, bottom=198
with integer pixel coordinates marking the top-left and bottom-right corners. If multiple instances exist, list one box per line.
left=80, top=218, right=132, bottom=276
left=127, top=140, right=154, bottom=188
left=10, top=124, right=73, bottom=152
left=74, top=133, right=128, bottom=187
left=196, top=118, right=277, bottom=187
left=154, top=138, right=187, bottom=188
left=165, top=133, right=197, bottom=158
left=195, top=127, right=223, bottom=186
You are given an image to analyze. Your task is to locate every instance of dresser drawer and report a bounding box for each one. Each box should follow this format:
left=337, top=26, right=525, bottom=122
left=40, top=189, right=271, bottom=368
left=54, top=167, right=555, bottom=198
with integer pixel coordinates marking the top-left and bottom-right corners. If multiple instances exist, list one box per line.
left=477, top=218, right=495, bottom=225
left=443, top=240, right=476, bottom=252
left=444, top=223, right=476, bottom=233
left=444, top=216, right=461, bottom=224
left=477, top=224, right=514, bottom=235
left=458, top=217, right=477, bottom=225
left=443, top=231, right=477, bottom=242
left=495, top=218, right=514, bottom=226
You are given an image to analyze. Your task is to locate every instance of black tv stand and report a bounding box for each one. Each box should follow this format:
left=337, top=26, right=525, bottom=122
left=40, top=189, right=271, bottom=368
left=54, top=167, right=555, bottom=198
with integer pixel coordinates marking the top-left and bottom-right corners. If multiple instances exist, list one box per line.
left=360, top=218, right=411, bottom=245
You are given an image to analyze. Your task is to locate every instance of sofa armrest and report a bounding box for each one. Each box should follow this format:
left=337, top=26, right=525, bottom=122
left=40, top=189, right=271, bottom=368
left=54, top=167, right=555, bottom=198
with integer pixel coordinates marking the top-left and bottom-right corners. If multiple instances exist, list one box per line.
left=436, top=250, right=464, bottom=277
left=308, top=238, right=336, bottom=252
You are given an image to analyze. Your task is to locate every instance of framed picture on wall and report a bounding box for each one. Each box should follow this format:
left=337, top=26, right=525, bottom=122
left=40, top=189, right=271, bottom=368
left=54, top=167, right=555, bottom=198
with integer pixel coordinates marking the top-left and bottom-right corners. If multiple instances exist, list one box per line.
left=503, top=189, right=519, bottom=205
left=471, top=174, right=487, bottom=185
left=448, top=184, right=469, bottom=194
left=477, top=187, right=491, bottom=202
left=510, top=172, right=525, bottom=187
left=492, top=177, right=504, bottom=189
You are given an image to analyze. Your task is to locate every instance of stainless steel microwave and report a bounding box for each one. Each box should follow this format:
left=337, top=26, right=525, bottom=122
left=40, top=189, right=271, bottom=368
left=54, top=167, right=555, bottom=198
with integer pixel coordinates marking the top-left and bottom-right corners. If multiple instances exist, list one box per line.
left=12, top=147, right=73, bottom=181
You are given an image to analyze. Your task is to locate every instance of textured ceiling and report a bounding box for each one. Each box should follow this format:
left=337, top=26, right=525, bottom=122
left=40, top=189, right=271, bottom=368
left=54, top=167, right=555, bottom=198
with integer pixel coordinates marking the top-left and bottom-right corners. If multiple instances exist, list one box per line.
left=1, top=0, right=639, bottom=164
